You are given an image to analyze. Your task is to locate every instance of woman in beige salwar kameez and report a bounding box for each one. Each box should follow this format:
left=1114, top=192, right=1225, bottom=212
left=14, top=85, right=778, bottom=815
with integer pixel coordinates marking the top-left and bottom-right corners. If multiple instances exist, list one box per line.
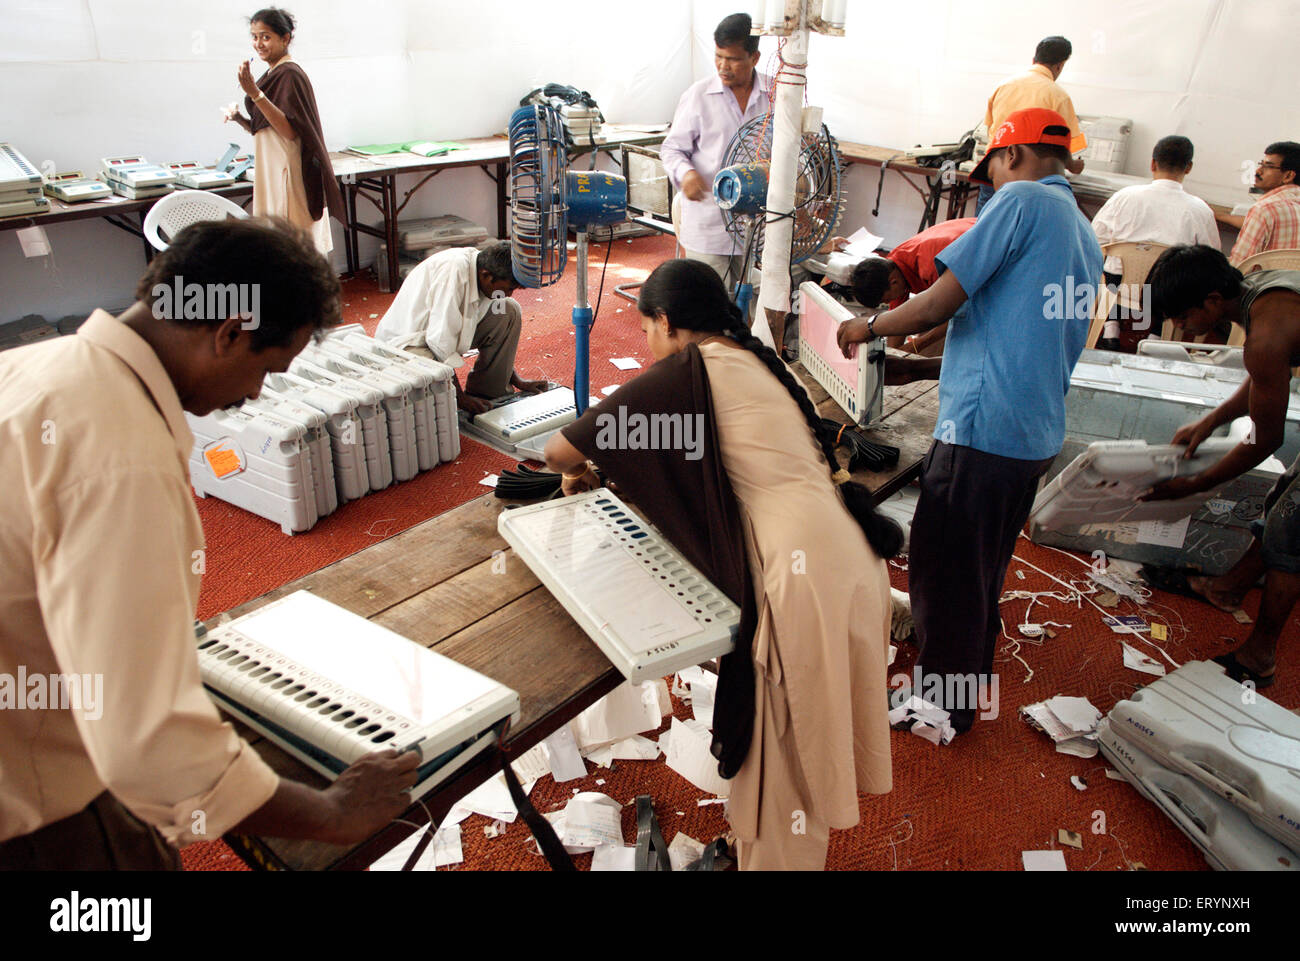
left=546, top=258, right=898, bottom=870
left=227, top=8, right=343, bottom=257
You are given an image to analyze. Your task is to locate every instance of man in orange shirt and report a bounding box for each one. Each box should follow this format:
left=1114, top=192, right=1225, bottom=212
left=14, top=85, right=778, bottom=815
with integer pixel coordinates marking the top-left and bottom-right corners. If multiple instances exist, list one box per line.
left=977, top=36, right=1087, bottom=211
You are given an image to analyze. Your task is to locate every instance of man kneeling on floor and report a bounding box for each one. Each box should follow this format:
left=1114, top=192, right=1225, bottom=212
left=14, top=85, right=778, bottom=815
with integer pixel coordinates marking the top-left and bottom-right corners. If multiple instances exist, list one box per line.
left=374, top=240, right=548, bottom=414
left=1141, top=244, right=1300, bottom=689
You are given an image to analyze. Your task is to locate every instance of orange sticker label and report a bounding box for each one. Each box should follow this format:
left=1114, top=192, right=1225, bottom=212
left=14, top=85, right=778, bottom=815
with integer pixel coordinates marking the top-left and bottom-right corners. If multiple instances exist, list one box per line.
left=1150, top=623, right=1168, bottom=641
left=205, top=446, right=243, bottom=478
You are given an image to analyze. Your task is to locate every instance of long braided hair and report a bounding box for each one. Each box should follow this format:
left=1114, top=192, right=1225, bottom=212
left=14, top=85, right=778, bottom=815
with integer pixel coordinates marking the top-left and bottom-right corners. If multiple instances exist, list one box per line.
left=637, top=258, right=903, bottom=559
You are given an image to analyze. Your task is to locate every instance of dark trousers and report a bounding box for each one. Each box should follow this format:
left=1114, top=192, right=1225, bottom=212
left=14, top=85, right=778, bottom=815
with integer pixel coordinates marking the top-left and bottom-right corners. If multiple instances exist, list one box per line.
left=908, top=441, right=1056, bottom=725
left=0, top=792, right=181, bottom=870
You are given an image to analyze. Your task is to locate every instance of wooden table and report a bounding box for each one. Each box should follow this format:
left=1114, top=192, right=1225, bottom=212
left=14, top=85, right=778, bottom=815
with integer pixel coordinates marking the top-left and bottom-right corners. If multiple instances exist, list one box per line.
left=838, top=141, right=976, bottom=233
left=214, top=369, right=936, bottom=870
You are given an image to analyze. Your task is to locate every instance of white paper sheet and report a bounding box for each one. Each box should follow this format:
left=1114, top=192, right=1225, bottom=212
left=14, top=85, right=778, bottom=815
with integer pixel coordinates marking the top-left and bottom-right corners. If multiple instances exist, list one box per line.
left=591, top=844, right=637, bottom=871
left=572, top=682, right=665, bottom=751
left=1135, top=516, right=1191, bottom=549
left=368, top=825, right=438, bottom=871
left=1122, top=642, right=1166, bottom=677
left=664, top=717, right=730, bottom=797
left=544, top=725, right=589, bottom=782
left=447, top=772, right=518, bottom=825
left=667, top=832, right=706, bottom=871
left=609, top=357, right=642, bottom=370
left=1022, top=850, right=1068, bottom=871
left=842, top=227, right=885, bottom=258
left=1046, top=696, right=1102, bottom=733
left=431, top=823, right=463, bottom=868
left=562, top=795, right=625, bottom=849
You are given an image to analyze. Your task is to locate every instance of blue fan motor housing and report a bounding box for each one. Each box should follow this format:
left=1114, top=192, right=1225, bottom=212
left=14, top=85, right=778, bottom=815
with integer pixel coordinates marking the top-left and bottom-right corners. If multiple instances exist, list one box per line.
left=713, top=163, right=768, bottom=215
left=566, top=171, right=627, bottom=228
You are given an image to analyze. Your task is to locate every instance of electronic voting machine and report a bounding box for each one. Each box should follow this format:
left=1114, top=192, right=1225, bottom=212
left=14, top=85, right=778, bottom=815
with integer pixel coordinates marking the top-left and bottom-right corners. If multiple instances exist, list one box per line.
left=1099, top=660, right=1300, bottom=869
left=43, top=170, right=113, bottom=203
left=164, top=161, right=237, bottom=189
left=197, top=591, right=520, bottom=798
left=0, top=143, right=51, bottom=217
left=101, top=155, right=176, bottom=198
left=499, top=489, right=739, bottom=683
left=464, top=385, right=579, bottom=459
left=797, top=281, right=885, bottom=426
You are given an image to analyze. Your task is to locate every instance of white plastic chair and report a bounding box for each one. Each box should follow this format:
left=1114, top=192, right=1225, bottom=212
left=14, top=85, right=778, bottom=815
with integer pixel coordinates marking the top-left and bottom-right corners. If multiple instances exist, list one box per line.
left=1236, top=248, right=1300, bottom=273
left=143, top=189, right=249, bottom=251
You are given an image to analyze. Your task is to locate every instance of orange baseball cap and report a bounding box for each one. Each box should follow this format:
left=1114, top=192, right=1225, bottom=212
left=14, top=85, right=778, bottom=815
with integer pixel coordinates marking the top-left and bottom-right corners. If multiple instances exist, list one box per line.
left=969, top=107, right=1073, bottom=185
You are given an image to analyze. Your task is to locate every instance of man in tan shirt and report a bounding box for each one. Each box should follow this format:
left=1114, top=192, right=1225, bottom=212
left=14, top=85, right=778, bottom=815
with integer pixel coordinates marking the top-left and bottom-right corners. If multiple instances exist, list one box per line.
left=0, top=218, right=416, bottom=869
left=978, top=35, right=1087, bottom=211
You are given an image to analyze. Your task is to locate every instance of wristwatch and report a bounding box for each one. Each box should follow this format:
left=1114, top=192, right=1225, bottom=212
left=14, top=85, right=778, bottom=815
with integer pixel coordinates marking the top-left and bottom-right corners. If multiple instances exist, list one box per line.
left=866, top=312, right=878, bottom=339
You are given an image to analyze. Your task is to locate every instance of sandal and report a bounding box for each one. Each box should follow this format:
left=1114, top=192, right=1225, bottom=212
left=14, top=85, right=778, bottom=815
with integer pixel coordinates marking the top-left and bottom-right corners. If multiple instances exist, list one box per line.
left=1212, top=652, right=1276, bottom=689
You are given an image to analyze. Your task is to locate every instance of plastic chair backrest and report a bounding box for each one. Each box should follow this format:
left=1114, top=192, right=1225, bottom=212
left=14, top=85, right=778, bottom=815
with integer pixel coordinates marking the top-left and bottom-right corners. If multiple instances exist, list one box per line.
left=1086, top=241, right=1170, bottom=348
left=142, top=189, right=249, bottom=251
left=1236, top=248, right=1300, bottom=274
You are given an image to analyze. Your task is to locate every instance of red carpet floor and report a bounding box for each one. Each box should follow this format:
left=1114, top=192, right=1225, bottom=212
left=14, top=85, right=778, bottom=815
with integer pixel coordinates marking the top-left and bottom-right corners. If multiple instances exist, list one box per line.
left=182, top=235, right=1300, bottom=871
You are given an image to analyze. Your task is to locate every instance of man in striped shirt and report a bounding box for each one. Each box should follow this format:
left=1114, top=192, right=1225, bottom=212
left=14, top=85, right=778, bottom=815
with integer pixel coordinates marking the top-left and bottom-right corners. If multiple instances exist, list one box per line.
left=1229, top=141, right=1300, bottom=266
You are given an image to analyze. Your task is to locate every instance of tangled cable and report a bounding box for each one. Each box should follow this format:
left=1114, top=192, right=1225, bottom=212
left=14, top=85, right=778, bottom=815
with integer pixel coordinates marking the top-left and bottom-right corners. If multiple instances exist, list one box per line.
left=493, top=464, right=564, bottom=500
left=819, top=418, right=900, bottom=473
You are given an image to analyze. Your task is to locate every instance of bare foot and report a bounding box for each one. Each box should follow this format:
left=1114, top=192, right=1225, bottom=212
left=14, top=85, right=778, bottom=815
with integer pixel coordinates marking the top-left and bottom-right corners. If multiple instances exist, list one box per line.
left=1185, top=574, right=1246, bottom=613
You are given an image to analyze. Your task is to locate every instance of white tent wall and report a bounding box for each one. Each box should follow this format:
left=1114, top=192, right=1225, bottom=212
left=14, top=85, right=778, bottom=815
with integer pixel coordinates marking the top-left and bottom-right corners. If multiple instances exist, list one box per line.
left=690, top=0, right=1299, bottom=249
left=4, top=0, right=1297, bottom=322
left=0, top=0, right=692, bottom=321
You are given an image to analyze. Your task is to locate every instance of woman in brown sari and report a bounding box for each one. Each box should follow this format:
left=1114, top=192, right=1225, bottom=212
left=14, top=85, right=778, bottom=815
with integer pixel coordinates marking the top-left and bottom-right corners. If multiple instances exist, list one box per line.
left=226, top=8, right=342, bottom=256
left=544, top=258, right=899, bottom=869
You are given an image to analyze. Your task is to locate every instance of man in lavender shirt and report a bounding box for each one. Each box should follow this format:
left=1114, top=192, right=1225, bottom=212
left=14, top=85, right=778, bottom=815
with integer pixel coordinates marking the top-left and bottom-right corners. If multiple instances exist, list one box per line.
left=660, top=12, right=773, bottom=288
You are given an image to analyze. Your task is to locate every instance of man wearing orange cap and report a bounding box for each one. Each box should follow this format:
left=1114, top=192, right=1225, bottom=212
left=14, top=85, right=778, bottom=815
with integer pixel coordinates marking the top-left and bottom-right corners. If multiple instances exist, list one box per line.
left=839, top=108, right=1103, bottom=735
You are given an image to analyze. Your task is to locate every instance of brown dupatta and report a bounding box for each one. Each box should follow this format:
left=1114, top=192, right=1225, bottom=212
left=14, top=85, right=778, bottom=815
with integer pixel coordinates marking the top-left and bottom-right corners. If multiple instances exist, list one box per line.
left=247, top=62, right=345, bottom=223
left=560, top=344, right=759, bottom=779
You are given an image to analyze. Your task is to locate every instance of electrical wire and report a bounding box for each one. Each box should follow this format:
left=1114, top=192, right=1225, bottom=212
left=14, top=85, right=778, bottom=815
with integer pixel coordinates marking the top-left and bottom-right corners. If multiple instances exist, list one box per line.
left=819, top=418, right=899, bottom=472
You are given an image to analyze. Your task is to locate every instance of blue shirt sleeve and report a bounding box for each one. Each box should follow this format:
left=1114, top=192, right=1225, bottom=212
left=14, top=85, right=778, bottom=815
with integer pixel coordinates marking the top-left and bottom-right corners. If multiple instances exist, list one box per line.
left=934, top=188, right=1024, bottom=299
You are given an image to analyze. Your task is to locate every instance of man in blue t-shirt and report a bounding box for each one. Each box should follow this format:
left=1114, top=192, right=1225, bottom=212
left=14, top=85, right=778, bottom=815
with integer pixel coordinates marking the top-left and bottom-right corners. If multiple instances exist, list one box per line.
left=839, top=108, right=1103, bottom=735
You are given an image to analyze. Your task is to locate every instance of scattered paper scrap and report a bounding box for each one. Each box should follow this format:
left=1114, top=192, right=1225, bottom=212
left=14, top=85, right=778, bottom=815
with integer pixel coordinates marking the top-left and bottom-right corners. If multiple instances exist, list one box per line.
left=478, top=473, right=499, bottom=488
left=610, top=357, right=642, bottom=370
left=368, top=826, right=437, bottom=871
left=1232, top=609, right=1253, bottom=625
left=510, top=742, right=551, bottom=786
left=1058, top=829, right=1083, bottom=850
left=889, top=696, right=956, bottom=745
left=1122, top=642, right=1166, bottom=677
left=590, top=843, right=637, bottom=871
left=1020, top=696, right=1101, bottom=758
left=447, top=772, right=518, bottom=825
left=667, top=832, right=706, bottom=871
left=1105, top=768, right=1126, bottom=781
left=1096, top=591, right=1120, bottom=609
left=432, top=823, right=463, bottom=867
left=543, top=725, right=588, bottom=782
left=561, top=793, right=624, bottom=850
left=1070, top=775, right=1088, bottom=791
left=1150, top=623, right=1168, bottom=641
left=1022, top=850, right=1068, bottom=871
left=572, top=681, right=664, bottom=750
left=601, top=385, right=619, bottom=395
left=664, top=717, right=731, bottom=796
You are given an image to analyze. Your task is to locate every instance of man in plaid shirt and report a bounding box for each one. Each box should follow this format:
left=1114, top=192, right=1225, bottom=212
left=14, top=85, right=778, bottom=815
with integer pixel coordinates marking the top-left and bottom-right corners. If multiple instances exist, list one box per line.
left=1230, top=141, right=1300, bottom=266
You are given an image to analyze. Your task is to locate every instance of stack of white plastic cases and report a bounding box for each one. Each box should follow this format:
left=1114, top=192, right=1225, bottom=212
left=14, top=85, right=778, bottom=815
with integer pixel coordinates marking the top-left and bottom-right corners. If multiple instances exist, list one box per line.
left=185, top=325, right=460, bottom=533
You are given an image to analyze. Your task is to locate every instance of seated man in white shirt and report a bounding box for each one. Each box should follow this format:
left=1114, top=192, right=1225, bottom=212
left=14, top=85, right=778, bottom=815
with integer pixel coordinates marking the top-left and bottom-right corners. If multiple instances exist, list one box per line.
left=374, top=240, right=547, bottom=414
left=1090, top=135, right=1221, bottom=350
